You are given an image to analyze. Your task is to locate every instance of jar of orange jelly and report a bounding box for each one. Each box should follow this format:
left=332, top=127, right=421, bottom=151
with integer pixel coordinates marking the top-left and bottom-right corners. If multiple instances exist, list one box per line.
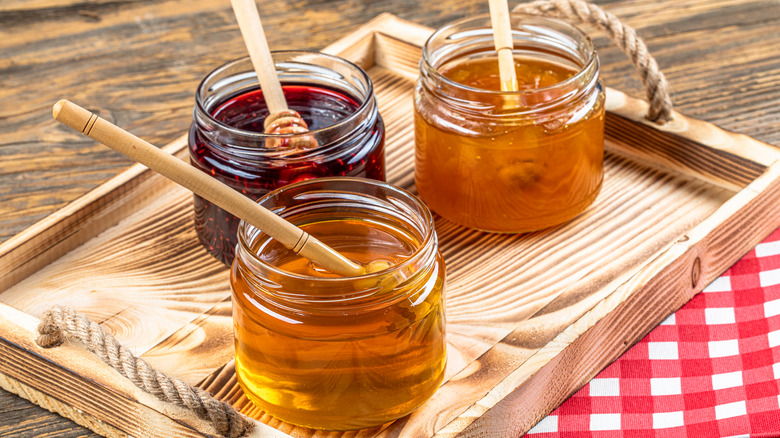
left=414, top=14, right=605, bottom=233
left=231, top=177, right=446, bottom=430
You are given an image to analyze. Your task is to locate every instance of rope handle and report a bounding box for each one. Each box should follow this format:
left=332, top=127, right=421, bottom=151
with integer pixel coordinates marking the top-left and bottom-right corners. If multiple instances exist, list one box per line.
left=37, top=306, right=252, bottom=438
left=512, top=0, right=674, bottom=124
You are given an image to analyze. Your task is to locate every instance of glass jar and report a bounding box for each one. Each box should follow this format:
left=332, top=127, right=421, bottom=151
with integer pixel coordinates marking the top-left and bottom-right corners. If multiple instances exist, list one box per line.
left=190, top=52, right=385, bottom=264
left=231, top=177, right=446, bottom=430
left=414, top=14, right=605, bottom=233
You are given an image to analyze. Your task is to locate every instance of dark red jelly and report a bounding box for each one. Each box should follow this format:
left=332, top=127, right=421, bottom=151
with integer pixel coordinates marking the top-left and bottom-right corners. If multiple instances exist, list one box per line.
left=189, top=84, right=385, bottom=265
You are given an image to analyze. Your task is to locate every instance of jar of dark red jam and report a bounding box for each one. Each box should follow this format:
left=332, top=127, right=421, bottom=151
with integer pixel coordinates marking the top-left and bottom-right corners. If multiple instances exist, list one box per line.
left=189, top=52, right=385, bottom=264
left=232, top=177, right=446, bottom=430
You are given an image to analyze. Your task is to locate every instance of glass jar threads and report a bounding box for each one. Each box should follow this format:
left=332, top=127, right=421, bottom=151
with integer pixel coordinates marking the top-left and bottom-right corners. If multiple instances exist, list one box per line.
left=414, top=14, right=605, bottom=233
left=189, top=52, right=385, bottom=264
left=231, top=177, right=446, bottom=430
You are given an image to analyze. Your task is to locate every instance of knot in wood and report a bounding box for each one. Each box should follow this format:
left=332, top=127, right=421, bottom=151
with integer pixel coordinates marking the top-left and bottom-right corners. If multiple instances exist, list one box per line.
left=691, top=257, right=702, bottom=288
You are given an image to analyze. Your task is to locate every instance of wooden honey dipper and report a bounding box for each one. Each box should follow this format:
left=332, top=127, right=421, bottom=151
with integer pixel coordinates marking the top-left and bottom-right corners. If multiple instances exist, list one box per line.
left=51, top=100, right=396, bottom=277
left=230, top=0, right=318, bottom=150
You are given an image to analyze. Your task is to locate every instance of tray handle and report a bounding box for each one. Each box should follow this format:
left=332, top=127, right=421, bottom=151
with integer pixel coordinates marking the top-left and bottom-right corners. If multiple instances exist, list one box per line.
left=513, top=0, right=674, bottom=124
left=36, top=306, right=252, bottom=438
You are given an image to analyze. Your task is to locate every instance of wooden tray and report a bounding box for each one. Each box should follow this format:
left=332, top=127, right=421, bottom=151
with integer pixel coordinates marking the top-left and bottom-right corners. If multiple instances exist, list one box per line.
left=2, top=13, right=780, bottom=438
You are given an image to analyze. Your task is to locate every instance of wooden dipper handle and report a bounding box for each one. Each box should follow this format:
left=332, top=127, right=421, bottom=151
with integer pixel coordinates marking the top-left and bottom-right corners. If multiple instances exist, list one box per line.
left=229, top=0, right=318, bottom=149
left=52, top=100, right=364, bottom=277
left=230, top=0, right=288, bottom=114
left=488, top=0, right=519, bottom=92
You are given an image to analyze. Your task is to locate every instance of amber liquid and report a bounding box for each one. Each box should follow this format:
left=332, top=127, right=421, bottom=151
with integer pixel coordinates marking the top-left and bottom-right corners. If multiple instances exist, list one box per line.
left=415, top=57, right=605, bottom=232
left=232, top=219, right=446, bottom=430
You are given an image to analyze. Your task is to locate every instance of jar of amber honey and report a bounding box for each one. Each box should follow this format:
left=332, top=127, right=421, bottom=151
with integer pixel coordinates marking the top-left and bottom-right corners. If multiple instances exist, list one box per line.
left=231, top=177, right=446, bottom=430
left=190, top=52, right=385, bottom=264
left=415, top=14, right=605, bottom=233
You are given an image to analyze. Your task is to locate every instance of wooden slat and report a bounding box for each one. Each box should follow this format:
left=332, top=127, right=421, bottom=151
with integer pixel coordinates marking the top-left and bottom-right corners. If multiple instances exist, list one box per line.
left=603, top=87, right=780, bottom=173
left=0, top=372, right=128, bottom=438
left=605, top=113, right=765, bottom=191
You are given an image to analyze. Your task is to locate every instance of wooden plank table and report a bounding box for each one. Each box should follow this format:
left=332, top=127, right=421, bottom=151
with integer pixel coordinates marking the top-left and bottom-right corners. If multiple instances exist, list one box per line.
left=1, top=0, right=779, bottom=436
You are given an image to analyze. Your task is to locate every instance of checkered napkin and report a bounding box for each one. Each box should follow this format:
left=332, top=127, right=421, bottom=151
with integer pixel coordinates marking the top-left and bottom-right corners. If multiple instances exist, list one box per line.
left=527, top=227, right=780, bottom=437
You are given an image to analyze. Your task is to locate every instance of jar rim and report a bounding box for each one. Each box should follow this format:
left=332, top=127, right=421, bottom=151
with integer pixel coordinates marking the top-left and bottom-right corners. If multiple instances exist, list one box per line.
left=236, top=177, right=437, bottom=287
left=421, top=13, right=597, bottom=98
left=194, top=51, right=376, bottom=151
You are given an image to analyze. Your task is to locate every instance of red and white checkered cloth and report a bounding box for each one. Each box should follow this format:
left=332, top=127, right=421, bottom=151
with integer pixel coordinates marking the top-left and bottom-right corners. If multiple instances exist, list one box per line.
left=528, top=227, right=780, bottom=437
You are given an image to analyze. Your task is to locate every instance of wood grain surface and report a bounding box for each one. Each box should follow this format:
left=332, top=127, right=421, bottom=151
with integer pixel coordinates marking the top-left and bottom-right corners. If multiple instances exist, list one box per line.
left=1, top=0, right=779, bottom=437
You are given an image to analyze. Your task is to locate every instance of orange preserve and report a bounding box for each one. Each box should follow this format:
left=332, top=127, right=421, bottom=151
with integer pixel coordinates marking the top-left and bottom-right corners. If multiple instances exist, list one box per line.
left=414, top=14, right=605, bottom=232
left=231, top=177, right=446, bottom=430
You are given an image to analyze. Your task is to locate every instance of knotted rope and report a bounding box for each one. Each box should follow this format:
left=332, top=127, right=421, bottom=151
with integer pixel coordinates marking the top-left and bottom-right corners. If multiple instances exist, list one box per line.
left=513, top=0, right=674, bottom=123
left=36, top=306, right=251, bottom=438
